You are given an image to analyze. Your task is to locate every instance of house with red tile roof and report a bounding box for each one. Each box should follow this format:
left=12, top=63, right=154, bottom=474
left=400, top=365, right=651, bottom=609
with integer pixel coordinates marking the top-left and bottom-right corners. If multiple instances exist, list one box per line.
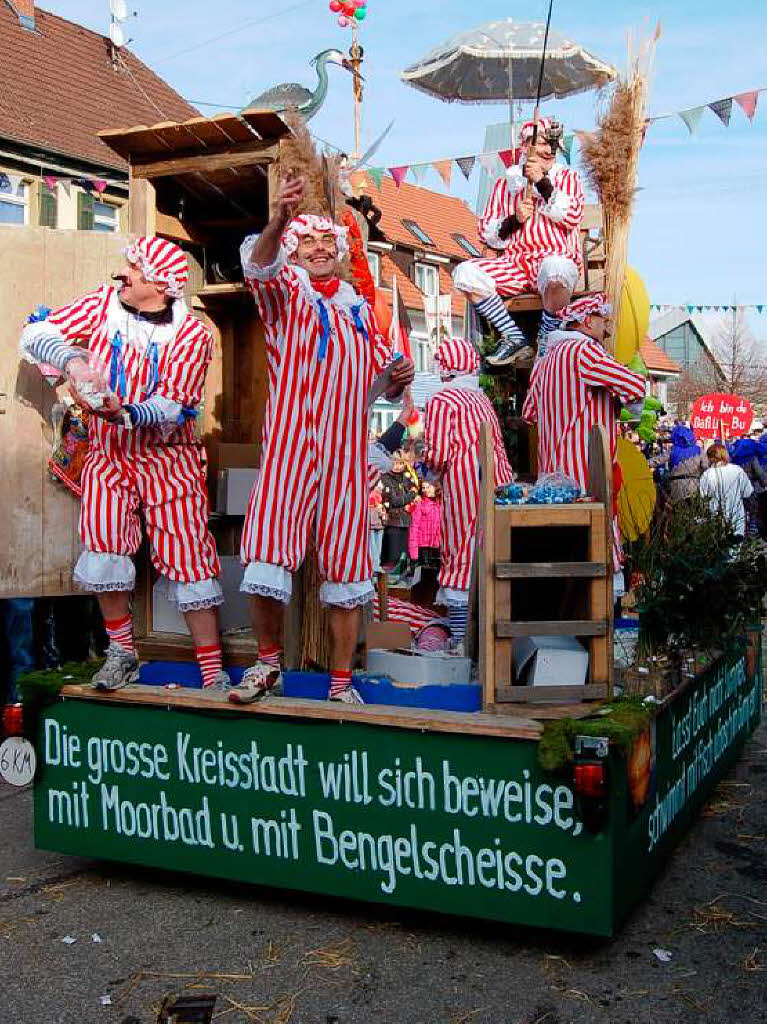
left=358, top=175, right=485, bottom=430
left=639, top=338, right=682, bottom=409
left=0, top=1, right=196, bottom=231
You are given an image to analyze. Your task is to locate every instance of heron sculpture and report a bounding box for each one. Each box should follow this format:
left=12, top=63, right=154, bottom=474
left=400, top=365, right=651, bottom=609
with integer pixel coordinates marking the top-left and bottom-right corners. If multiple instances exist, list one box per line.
left=246, top=49, right=356, bottom=121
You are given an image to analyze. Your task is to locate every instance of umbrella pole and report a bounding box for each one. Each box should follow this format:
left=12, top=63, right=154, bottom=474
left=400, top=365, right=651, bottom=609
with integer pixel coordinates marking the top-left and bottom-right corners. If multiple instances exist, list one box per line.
left=525, top=0, right=555, bottom=199
left=507, top=56, right=515, bottom=152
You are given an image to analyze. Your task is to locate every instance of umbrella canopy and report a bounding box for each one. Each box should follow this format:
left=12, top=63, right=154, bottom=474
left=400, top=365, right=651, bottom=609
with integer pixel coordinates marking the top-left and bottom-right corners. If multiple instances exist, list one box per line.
left=401, top=19, right=616, bottom=104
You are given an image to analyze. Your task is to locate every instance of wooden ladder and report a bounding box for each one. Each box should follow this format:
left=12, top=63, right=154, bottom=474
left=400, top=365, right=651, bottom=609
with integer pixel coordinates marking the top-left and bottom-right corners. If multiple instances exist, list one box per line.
left=478, top=423, right=614, bottom=707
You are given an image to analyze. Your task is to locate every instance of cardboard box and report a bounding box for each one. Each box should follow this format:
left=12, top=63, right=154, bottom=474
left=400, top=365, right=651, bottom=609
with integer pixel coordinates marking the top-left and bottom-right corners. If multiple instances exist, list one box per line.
left=366, top=648, right=472, bottom=685
left=512, top=636, right=589, bottom=686
left=152, top=556, right=251, bottom=635
left=366, top=621, right=411, bottom=651
left=216, top=468, right=259, bottom=516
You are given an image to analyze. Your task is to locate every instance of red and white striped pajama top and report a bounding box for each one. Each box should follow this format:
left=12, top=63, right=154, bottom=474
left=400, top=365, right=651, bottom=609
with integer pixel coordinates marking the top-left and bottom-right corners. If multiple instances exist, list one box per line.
left=522, top=330, right=646, bottom=566
left=241, top=262, right=390, bottom=586
left=424, top=382, right=514, bottom=594
left=46, top=285, right=219, bottom=583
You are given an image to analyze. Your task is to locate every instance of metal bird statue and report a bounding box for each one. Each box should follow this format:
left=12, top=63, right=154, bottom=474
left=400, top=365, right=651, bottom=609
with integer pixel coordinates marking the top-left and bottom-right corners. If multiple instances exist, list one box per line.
left=246, top=49, right=356, bottom=122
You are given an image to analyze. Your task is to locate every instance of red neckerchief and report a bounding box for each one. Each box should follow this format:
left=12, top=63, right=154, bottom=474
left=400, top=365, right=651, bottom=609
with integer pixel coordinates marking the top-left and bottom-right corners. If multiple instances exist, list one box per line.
left=311, top=276, right=341, bottom=300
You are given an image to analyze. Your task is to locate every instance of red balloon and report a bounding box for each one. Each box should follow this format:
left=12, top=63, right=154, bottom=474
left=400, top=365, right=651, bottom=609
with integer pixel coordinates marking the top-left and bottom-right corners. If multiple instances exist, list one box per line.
left=407, top=409, right=420, bottom=426
left=373, top=289, right=392, bottom=336
left=329, top=0, right=342, bottom=9
left=337, top=14, right=349, bottom=25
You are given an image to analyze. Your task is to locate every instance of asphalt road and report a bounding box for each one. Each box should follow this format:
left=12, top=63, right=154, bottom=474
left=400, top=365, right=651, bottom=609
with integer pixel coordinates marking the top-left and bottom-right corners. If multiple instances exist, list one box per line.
left=2, top=720, right=766, bottom=1024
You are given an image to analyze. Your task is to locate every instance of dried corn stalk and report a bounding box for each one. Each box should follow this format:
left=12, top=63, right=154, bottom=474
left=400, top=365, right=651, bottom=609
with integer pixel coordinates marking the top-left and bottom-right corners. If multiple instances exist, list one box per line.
left=580, top=29, right=658, bottom=351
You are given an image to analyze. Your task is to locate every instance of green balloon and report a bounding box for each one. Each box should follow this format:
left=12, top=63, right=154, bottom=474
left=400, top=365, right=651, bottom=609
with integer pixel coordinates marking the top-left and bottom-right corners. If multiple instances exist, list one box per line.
left=354, top=6, right=367, bottom=19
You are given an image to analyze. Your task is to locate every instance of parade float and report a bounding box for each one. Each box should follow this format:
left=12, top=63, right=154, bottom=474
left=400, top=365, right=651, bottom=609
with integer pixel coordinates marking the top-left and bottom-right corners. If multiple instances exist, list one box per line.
left=1, top=16, right=763, bottom=939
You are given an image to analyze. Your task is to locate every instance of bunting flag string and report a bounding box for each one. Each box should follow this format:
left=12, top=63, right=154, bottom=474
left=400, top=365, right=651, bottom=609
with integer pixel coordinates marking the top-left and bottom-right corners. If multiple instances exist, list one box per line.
left=1, top=171, right=117, bottom=195
left=650, top=303, right=767, bottom=314
left=367, top=83, right=764, bottom=195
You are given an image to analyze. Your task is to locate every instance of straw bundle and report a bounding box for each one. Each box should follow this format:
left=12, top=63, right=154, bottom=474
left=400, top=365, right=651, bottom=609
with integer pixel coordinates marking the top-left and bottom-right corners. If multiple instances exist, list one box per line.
left=579, top=30, right=658, bottom=353
left=280, top=109, right=347, bottom=223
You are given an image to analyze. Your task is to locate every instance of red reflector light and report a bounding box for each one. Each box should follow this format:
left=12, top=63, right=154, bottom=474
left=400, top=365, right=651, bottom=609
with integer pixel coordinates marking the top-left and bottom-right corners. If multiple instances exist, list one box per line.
left=573, top=762, right=607, bottom=799
left=2, top=703, right=24, bottom=737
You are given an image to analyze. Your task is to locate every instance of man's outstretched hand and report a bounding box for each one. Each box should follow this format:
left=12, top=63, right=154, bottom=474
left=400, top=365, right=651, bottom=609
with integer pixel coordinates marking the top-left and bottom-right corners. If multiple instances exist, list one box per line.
left=276, top=174, right=306, bottom=226
left=386, top=357, right=415, bottom=399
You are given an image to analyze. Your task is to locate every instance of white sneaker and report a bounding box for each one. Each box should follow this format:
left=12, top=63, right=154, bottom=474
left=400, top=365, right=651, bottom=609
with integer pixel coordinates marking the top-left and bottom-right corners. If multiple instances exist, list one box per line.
left=228, top=662, right=282, bottom=704
left=91, top=644, right=140, bottom=692
left=203, top=669, right=232, bottom=693
left=486, top=337, right=528, bottom=366
left=329, top=685, right=365, bottom=705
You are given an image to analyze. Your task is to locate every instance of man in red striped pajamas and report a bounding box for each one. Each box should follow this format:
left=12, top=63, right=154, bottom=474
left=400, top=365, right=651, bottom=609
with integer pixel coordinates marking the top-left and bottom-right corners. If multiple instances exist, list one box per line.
left=521, top=293, right=646, bottom=571
left=233, top=175, right=414, bottom=705
left=423, top=339, right=513, bottom=652
left=453, top=118, right=584, bottom=367
left=20, top=237, right=226, bottom=691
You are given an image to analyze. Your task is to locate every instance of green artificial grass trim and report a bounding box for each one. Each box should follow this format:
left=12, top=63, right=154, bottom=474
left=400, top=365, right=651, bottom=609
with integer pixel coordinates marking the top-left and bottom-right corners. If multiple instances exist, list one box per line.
left=17, top=660, right=105, bottom=708
left=538, top=698, right=653, bottom=774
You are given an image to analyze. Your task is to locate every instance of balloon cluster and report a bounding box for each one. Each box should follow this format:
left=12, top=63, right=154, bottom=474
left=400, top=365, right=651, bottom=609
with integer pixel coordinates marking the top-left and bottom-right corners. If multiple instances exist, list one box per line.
left=328, top=0, right=367, bottom=27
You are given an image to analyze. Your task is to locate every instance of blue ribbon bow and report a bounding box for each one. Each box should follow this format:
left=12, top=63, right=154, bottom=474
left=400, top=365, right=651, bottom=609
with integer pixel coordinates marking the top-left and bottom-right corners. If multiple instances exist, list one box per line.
left=350, top=304, right=369, bottom=343
left=317, top=299, right=331, bottom=362
left=143, top=340, right=159, bottom=400
left=109, top=331, right=127, bottom=399
left=27, top=304, right=52, bottom=324
left=176, top=406, right=198, bottom=426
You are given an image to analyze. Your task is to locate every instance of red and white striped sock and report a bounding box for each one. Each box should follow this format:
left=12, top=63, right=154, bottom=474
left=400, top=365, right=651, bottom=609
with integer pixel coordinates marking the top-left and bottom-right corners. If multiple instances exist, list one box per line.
left=104, top=615, right=135, bottom=655
left=196, top=644, right=223, bottom=688
left=329, top=669, right=352, bottom=698
left=258, top=644, right=282, bottom=669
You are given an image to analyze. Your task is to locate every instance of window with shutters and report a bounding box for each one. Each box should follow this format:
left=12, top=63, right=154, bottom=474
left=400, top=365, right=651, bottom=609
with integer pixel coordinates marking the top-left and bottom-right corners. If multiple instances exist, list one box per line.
left=78, top=193, right=118, bottom=232
left=0, top=176, right=28, bottom=225
left=39, top=182, right=58, bottom=228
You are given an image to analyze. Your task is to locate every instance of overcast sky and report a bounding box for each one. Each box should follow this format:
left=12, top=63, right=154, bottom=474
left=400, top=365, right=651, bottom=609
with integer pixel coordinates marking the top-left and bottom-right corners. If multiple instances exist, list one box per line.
left=42, top=1, right=767, bottom=323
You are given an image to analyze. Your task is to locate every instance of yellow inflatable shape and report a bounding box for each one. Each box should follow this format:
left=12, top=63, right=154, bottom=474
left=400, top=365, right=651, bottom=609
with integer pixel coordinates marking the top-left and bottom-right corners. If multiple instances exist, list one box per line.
left=616, top=267, right=650, bottom=366
left=617, top=437, right=656, bottom=542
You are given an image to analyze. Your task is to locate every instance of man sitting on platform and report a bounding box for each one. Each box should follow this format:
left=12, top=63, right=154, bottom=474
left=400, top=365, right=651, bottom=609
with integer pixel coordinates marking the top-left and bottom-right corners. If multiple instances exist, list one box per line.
left=453, top=117, right=584, bottom=367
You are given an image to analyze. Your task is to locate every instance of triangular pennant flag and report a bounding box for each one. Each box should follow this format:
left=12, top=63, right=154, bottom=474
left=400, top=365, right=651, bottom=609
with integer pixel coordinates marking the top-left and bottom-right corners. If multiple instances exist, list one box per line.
left=410, top=164, right=428, bottom=184
left=498, top=149, right=516, bottom=169
left=640, top=119, right=652, bottom=147
left=455, top=155, right=476, bottom=180
left=561, top=134, right=574, bottom=165
left=0, top=172, right=23, bottom=194
left=478, top=151, right=499, bottom=173
left=60, top=178, right=72, bottom=197
left=734, top=90, right=759, bottom=123
left=388, top=166, right=409, bottom=188
left=687, top=305, right=695, bottom=314
left=679, top=106, right=705, bottom=135
left=432, top=159, right=452, bottom=188
left=367, top=167, right=384, bottom=190
left=43, top=174, right=58, bottom=192
left=78, top=178, right=96, bottom=194
left=708, top=97, right=732, bottom=126
left=94, top=179, right=108, bottom=195
left=757, top=305, right=764, bottom=314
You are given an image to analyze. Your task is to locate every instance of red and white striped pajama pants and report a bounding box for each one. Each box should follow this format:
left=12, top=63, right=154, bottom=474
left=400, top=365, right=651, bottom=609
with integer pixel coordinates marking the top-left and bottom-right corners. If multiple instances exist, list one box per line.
left=79, top=445, right=220, bottom=583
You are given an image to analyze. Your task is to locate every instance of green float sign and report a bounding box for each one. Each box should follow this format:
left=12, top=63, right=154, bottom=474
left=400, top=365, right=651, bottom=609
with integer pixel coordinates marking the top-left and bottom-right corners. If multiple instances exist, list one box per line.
left=33, top=641, right=761, bottom=938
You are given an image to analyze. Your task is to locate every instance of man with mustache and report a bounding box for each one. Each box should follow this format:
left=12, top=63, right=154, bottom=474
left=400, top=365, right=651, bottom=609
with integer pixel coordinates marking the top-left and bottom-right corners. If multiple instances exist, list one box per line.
left=453, top=117, right=584, bottom=367
left=20, top=237, right=226, bottom=692
left=232, top=174, right=414, bottom=705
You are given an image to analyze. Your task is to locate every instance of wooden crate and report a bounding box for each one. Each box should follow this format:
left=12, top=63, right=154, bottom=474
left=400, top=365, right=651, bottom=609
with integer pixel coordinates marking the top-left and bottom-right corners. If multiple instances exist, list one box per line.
left=478, top=423, right=613, bottom=706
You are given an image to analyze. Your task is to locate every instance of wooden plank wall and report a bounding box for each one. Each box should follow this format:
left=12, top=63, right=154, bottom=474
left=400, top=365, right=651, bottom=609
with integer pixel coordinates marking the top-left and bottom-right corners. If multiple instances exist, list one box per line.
left=0, top=227, right=130, bottom=598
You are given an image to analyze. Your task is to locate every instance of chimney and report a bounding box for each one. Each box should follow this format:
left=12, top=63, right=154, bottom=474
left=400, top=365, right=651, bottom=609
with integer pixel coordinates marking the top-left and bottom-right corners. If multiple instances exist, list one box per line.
left=13, top=1, right=36, bottom=31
